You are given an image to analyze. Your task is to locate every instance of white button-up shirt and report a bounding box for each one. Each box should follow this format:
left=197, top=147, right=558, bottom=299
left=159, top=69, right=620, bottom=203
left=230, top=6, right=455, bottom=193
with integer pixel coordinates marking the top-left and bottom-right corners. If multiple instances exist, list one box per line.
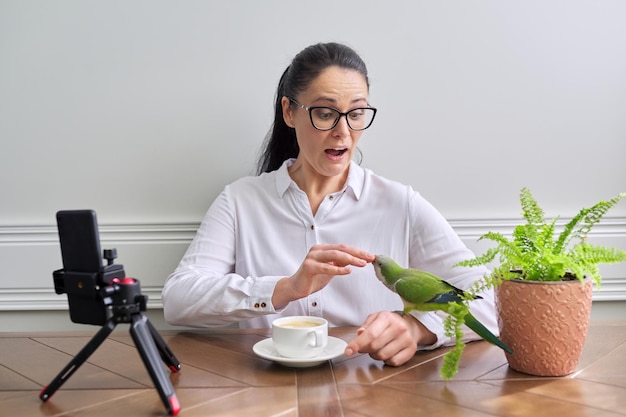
left=162, top=159, right=496, bottom=349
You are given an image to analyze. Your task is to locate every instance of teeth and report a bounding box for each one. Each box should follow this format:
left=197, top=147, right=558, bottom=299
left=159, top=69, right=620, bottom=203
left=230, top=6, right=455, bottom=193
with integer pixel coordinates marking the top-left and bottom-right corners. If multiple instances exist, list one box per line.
left=326, top=148, right=347, bottom=156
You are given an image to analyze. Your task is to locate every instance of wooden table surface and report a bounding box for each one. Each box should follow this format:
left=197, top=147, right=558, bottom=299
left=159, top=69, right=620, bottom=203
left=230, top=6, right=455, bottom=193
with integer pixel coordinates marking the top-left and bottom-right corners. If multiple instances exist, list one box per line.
left=1, top=321, right=625, bottom=417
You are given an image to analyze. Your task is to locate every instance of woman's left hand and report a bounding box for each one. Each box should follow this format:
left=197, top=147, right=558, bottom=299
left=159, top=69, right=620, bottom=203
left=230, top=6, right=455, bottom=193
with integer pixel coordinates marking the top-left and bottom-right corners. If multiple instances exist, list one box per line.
left=344, top=311, right=436, bottom=366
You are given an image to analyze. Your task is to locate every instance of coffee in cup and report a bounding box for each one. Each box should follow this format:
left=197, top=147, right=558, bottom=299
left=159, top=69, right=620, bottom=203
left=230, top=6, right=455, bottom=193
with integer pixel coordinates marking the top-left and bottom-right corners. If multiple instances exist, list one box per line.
left=272, top=316, right=328, bottom=359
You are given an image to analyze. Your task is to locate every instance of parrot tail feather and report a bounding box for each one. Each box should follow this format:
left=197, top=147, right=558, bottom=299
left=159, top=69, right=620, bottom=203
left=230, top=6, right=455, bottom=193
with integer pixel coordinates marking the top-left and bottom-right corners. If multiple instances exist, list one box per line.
left=464, top=313, right=513, bottom=355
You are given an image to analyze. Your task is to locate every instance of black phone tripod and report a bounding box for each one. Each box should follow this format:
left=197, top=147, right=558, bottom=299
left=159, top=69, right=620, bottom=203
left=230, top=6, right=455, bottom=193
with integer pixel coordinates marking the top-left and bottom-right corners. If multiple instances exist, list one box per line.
left=39, top=277, right=182, bottom=416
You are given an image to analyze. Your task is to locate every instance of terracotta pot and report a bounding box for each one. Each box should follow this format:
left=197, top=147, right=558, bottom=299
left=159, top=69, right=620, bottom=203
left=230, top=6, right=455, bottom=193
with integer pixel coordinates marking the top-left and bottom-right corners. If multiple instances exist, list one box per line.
left=494, top=278, right=593, bottom=377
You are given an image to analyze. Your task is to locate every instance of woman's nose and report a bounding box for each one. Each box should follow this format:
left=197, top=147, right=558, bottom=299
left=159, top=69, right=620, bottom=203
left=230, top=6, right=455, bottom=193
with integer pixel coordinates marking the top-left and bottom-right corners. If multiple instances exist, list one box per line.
left=331, top=115, right=351, bottom=137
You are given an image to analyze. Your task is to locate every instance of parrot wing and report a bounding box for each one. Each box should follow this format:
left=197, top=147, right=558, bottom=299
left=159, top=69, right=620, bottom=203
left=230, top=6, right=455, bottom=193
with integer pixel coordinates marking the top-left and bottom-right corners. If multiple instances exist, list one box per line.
left=394, top=269, right=513, bottom=355
left=394, top=269, right=480, bottom=309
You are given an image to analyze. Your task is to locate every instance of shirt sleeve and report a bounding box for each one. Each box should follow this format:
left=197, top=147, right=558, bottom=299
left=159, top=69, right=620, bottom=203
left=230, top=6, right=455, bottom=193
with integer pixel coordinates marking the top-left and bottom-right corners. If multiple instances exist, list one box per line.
left=161, top=187, right=283, bottom=327
left=405, top=189, right=499, bottom=350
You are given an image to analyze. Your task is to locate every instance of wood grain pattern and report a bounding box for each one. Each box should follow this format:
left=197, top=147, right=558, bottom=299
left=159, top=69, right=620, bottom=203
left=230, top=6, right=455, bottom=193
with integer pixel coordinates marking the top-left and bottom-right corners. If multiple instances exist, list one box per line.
left=1, top=322, right=624, bottom=416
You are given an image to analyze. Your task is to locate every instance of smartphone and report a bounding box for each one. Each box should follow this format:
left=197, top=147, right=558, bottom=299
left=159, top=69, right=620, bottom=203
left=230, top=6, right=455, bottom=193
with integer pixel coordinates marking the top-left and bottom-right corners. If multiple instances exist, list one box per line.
left=55, top=210, right=108, bottom=325
left=57, top=210, right=103, bottom=272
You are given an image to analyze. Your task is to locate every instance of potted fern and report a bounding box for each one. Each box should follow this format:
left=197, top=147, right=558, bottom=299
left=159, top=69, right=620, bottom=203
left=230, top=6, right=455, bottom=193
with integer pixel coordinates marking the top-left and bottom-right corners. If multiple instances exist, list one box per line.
left=457, top=187, right=626, bottom=376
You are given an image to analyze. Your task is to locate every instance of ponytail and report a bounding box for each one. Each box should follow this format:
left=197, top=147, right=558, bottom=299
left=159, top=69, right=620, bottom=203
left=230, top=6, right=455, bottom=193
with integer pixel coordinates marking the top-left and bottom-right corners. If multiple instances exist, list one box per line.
left=257, top=67, right=299, bottom=174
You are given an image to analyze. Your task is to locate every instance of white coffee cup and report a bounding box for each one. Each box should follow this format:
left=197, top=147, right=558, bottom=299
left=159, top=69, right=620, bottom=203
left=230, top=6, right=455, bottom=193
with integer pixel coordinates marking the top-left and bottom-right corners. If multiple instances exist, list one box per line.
left=272, top=316, right=328, bottom=359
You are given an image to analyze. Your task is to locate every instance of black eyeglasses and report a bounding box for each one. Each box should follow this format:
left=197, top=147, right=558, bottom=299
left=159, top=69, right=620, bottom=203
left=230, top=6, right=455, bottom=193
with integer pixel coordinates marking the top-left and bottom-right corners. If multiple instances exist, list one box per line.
left=288, top=98, right=377, bottom=131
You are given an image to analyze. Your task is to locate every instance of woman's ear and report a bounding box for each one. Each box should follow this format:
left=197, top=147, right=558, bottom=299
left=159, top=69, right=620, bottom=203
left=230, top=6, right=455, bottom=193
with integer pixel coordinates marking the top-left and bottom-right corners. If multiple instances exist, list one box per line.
left=281, top=96, right=295, bottom=128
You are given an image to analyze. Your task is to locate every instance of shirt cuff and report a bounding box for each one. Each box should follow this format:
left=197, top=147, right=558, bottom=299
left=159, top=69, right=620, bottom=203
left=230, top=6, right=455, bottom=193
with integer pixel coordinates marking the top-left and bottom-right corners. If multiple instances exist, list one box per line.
left=407, top=310, right=451, bottom=351
left=249, top=276, right=284, bottom=313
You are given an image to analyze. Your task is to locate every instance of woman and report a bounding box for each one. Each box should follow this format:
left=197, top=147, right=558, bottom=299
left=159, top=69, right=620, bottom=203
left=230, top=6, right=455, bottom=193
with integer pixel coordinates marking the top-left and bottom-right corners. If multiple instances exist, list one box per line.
left=162, top=42, right=496, bottom=366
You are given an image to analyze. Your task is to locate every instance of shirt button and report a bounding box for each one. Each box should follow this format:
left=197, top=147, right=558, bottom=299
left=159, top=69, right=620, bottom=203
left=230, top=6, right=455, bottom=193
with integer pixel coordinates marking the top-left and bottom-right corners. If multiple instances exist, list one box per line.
left=312, top=302, right=318, bottom=307
left=261, top=302, right=267, bottom=308
left=310, top=225, right=315, bottom=230
left=329, top=196, right=334, bottom=201
left=254, top=303, right=260, bottom=308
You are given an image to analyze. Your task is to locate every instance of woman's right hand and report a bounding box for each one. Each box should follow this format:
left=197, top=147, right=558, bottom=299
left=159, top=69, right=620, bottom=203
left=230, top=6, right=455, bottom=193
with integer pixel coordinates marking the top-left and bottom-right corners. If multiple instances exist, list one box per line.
left=271, top=244, right=375, bottom=310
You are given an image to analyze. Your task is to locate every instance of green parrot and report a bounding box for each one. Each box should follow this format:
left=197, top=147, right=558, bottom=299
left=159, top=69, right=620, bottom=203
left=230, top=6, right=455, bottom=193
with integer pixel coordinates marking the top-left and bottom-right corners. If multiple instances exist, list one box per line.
left=372, top=255, right=513, bottom=354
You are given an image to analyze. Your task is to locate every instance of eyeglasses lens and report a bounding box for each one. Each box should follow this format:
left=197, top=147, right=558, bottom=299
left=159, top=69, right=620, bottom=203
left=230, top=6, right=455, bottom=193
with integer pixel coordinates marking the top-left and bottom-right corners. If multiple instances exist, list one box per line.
left=310, top=107, right=375, bottom=131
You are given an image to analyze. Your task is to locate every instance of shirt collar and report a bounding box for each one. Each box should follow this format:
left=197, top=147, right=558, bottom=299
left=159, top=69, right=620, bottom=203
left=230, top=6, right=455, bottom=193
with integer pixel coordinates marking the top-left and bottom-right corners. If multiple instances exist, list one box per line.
left=274, top=158, right=364, bottom=200
left=275, top=159, right=295, bottom=198
left=345, top=161, right=364, bottom=200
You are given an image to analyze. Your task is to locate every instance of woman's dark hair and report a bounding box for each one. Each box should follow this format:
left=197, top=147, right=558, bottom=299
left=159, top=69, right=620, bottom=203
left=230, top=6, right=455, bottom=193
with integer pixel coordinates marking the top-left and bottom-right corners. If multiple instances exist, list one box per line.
left=256, top=42, right=369, bottom=174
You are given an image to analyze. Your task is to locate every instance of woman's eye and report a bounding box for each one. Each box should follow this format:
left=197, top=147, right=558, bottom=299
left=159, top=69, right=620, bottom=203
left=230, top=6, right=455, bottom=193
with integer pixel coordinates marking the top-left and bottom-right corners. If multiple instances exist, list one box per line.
left=349, top=110, right=364, bottom=120
left=313, top=109, right=336, bottom=120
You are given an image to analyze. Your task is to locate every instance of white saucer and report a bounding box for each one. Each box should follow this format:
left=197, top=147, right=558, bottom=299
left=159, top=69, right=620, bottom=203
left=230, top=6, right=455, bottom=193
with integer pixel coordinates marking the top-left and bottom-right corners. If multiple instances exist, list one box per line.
left=253, top=336, right=347, bottom=368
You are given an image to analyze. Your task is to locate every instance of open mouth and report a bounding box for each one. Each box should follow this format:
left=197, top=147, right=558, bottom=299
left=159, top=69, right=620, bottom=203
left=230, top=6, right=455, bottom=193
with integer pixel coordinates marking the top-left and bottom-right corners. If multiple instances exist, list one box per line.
left=325, top=148, right=348, bottom=157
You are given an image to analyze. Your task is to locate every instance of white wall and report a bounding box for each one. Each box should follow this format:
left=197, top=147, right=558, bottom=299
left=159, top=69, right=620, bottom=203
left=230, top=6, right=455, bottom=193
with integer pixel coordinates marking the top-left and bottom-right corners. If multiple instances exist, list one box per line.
left=1, top=0, right=625, bottom=331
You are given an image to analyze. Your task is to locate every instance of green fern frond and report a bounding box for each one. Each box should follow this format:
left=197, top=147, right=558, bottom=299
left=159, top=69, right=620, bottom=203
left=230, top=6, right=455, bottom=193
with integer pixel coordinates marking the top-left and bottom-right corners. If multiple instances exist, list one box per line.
left=514, top=225, right=536, bottom=255
left=539, top=218, right=558, bottom=251
left=441, top=302, right=470, bottom=380
left=478, top=231, right=512, bottom=247
left=569, top=243, right=626, bottom=287
left=456, top=232, right=508, bottom=267
left=483, top=231, right=525, bottom=263
left=576, top=193, right=626, bottom=239
left=520, top=187, right=545, bottom=227
left=570, top=243, right=626, bottom=265
left=555, top=208, right=590, bottom=254
left=556, top=193, right=626, bottom=253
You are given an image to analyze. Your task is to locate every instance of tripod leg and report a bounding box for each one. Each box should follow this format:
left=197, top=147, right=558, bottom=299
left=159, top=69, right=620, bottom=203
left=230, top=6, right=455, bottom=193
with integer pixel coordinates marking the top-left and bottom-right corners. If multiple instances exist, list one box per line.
left=146, top=318, right=181, bottom=372
left=40, top=319, right=116, bottom=402
left=130, top=314, right=181, bottom=416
